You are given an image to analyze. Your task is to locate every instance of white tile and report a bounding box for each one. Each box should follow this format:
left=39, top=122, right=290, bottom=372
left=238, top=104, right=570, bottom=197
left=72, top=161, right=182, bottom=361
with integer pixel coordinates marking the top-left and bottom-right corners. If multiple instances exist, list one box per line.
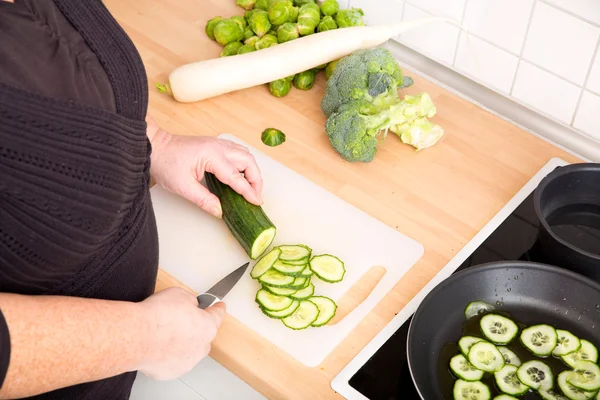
left=512, top=61, right=581, bottom=124
left=396, top=4, right=460, bottom=66
left=454, top=32, right=519, bottom=94
left=130, top=373, right=205, bottom=400
left=405, top=0, right=466, bottom=20
left=180, top=356, right=266, bottom=400
left=462, top=0, right=535, bottom=54
left=522, top=1, right=600, bottom=85
left=544, top=0, right=600, bottom=25
left=587, top=48, right=600, bottom=95
left=574, top=91, right=600, bottom=140
left=349, top=0, right=404, bottom=26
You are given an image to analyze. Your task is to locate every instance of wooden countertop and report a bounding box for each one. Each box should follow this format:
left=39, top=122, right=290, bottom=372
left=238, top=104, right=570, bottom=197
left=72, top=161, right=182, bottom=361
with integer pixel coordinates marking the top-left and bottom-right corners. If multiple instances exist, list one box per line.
left=104, top=0, right=582, bottom=398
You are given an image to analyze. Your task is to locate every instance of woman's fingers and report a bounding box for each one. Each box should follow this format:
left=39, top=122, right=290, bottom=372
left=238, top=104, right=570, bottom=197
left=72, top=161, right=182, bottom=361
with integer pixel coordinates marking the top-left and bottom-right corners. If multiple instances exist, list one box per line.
left=208, top=158, right=262, bottom=206
left=180, top=178, right=223, bottom=218
left=226, top=149, right=263, bottom=198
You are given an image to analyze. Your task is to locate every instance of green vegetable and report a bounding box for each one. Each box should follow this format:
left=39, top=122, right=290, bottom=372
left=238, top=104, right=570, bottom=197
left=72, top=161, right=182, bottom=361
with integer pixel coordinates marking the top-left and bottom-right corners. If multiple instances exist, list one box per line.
left=248, top=9, right=272, bottom=37
left=325, top=59, right=339, bottom=80
left=261, top=128, right=286, bottom=146
left=269, top=78, right=292, bottom=97
left=288, top=6, right=299, bottom=22
left=317, top=15, right=337, bottom=32
left=293, top=0, right=315, bottom=5
left=335, top=8, right=365, bottom=28
left=300, top=2, right=319, bottom=13
left=237, top=0, right=256, bottom=10
left=297, top=5, right=320, bottom=35
left=390, top=116, right=444, bottom=151
left=237, top=44, right=257, bottom=54
left=205, top=16, right=223, bottom=41
left=244, top=35, right=260, bottom=46
left=320, top=0, right=339, bottom=16
left=231, top=15, right=248, bottom=29
left=213, top=19, right=244, bottom=45
left=277, top=22, right=299, bottom=42
left=293, top=69, right=316, bottom=90
left=255, top=0, right=270, bottom=10
left=220, top=41, right=244, bottom=57
left=243, top=25, right=255, bottom=41
left=255, top=33, right=278, bottom=49
left=268, top=0, right=293, bottom=25
left=204, top=172, right=276, bottom=260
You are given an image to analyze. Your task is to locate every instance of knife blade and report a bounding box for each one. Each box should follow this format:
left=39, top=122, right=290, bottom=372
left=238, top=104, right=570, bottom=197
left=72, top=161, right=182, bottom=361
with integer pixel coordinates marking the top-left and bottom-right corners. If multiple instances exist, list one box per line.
left=197, top=262, right=250, bottom=309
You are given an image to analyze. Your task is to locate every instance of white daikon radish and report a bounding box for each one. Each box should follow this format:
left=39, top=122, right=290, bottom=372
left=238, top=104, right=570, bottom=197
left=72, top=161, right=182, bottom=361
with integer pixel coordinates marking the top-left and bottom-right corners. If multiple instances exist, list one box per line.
left=167, top=17, right=453, bottom=103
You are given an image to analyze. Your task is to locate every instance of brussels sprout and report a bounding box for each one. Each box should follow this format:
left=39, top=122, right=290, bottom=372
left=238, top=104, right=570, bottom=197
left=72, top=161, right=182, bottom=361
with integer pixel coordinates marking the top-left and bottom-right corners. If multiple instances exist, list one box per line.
left=269, top=78, right=292, bottom=97
left=245, top=35, right=260, bottom=46
left=293, top=0, right=314, bottom=6
left=277, top=22, right=300, bottom=42
left=255, top=0, right=269, bottom=10
left=231, top=15, right=248, bottom=29
left=237, top=44, right=256, bottom=54
left=320, top=0, right=339, bottom=16
left=205, top=16, right=223, bottom=41
left=297, top=19, right=316, bottom=35
left=293, top=69, right=317, bottom=90
left=325, top=59, right=339, bottom=80
left=261, top=128, right=286, bottom=147
left=248, top=9, right=272, bottom=37
left=335, top=8, right=365, bottom=28
left=244, top=9, right=258, bottom=22
left=288, top=6, right=299, bottom=22
left=255, top=33, right=278, bottom=49
left=297, top=6, right=320, bottom=35
left=317, top=15, right=337, bottom=32
left=268, top=0, right=293, bottom=25
left=220, top=41, right=243, bottom=57
left=243, top=25, right=255, bottom=41
left=236, top=0, right=256, bottom=10
left=299, top=2, right=320, bottom=14
left=213, top=19, right=244, bottom=45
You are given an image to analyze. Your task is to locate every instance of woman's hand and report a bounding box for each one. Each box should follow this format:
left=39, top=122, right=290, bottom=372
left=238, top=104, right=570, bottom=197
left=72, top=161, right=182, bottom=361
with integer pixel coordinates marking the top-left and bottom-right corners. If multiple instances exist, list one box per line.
left=146, top=116, right=263, bottom=218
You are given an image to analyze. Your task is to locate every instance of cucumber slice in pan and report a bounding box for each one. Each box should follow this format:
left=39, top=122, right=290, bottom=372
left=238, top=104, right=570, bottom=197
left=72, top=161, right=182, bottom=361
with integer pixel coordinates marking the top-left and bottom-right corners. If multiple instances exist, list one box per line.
left=520, top=324, right=558, bottom=357
left=467, top=341, right=505, bottom=373
left=479, top=314, right=519, bottom=345
left=261, top=301, right=300, bottom=319
left=281, top=300, right=319, bottom=330
left=562, top=339, right=599, bottom=368
left=493, top=364, right=529, bottom=396
left=458, top=336, right=484, bottom=357
left=517, top=360, right=554, bottom=391
left=452, top=379, right=491, bottom=400
left=250, top=247, right=280, bottom=279
left=553, top=329, right=582, bottom=357
left=309, top=296, right=337, bottom=327
left=255, top=289, right=293, bottom=311
left=538, top=389, right=569, bottom=400
left=449, top=354, right=484, bottom=382
left=498, top=346, right=522, bottom=367
left=309, top=254, right=346, bottom=283
left=567, top=361, right=600, bottom=392
left=558, top=371, right=598, bottom=400
left=465, top=300, right=495, bottom=319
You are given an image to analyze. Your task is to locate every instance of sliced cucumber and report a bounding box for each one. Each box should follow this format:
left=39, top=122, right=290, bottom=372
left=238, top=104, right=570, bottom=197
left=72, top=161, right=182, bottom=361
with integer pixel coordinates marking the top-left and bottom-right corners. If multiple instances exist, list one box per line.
left=309, top=296, right=337, bottom=327
left=467, top=341, right=505, bottom=373
left=517, top=360, right=554, bottom=391
left=453, top=379, right=491, bottom=400
left=562, top=339, right=599, bottom=368
left=498, top=346, right=522, bottom=367
left=261, top=301, right=299, bottom=319
left=449, top=354, right=484, bottom=382
left=281, top=300, right=319, bottom=330
left=493, top=396, right=518, bottom=400
left=494, top=364, right=529, bottom=396
left=258, top=269, right=295, bottom=287
left=567, top=361, right=600, bottom=392
left=280, top=258, right=309, bottom=266
left=272, top=260, right=305, bottom=276
left=255, top=289, right=293, bottom=311
left=300, top=266, right=313, bottom=277
left=458, top=336, right=484, bottom=357
left=289, top=282, right=314, bottom=300
left=286, top=276, right=308, bottom=289
left=520, top=324, right=558, bottom=357
left=261, top=284, right=297, bottom=296
left=309, top=254, right=346, bottom=283
left=465, top=300, right=496, bottom=319
left=554, top=329, right=582, bottom=357
left=278, top=245, right=312, bottom=262
left=479, top=314, right=519, bottom=345
left=558, top=371, right=599, bottom=400
left=250, top=247, right=280, bottom=279
left=539, top=389, right=569, bottom=400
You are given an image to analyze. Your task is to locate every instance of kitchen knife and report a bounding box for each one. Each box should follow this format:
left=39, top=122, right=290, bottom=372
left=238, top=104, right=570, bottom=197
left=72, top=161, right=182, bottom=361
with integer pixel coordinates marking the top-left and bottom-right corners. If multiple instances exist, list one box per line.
left=197, top=262, right=250, bottom=309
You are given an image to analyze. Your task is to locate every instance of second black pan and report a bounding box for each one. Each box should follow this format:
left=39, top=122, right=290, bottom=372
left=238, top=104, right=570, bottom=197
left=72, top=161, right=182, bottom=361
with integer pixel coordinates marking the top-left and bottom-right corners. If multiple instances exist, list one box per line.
left=407, top=261, right=600, bottom=400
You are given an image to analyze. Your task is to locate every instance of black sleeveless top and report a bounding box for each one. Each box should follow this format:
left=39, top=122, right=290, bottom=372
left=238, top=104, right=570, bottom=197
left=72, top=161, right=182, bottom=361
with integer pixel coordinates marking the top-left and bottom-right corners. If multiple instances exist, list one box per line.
left=0, top=0, right=159, bottom=398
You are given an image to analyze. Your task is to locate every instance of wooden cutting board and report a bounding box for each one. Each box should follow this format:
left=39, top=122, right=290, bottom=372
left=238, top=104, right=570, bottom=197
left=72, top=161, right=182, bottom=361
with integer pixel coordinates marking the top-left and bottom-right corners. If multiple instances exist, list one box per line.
left=149, top=134, right=424, bottom=367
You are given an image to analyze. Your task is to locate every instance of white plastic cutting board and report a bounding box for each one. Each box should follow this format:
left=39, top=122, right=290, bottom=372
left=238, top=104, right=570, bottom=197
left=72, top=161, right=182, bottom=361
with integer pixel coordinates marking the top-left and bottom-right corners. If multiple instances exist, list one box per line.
left=149, top=134, right=424, bottom=367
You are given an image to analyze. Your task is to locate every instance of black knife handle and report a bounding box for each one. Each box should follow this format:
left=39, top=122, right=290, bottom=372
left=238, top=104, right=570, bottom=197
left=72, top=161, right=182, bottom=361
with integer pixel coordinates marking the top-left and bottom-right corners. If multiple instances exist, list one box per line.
left=197, top=293, right=219, bottom=309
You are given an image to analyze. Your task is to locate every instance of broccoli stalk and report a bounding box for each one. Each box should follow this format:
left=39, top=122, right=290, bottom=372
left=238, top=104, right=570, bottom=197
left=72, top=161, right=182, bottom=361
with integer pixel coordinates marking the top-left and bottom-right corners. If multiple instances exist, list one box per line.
left=391, top=117, right=444, bottom=151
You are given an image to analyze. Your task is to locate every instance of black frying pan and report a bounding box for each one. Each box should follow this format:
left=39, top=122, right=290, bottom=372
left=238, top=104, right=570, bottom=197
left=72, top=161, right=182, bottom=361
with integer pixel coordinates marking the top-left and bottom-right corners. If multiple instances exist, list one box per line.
left=407, top=261, right=600, bottom=400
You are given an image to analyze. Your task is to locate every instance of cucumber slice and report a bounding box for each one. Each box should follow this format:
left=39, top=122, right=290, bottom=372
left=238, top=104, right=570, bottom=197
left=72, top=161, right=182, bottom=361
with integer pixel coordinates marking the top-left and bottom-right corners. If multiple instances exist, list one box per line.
left=278, top=245, right=312, bottom=261
left=554, top=330, right=582, bottom=357
left=286, top=276, right=308, bottom=289
left=309, top=296, right=337, bottom=327
left=494, top=364, right=529, bottom=396
left=261, top=301, right=300, bottom=319
left=309, top=254, right=346, bottom=283
left=281, top=300, right=319, bottom=330
left=465, top=300, right=495, bottom=319
left=250, top=247, right=280, bottom=279
left=498, top=346, right=522, bottom=367
left=300, top=266, right=313, bottom=277
left=558, top=371, right=599, bottom=400
left=262, top=284, right=297, bottom=296
left=272, top=260, right=305, bottom=276
left=258, top=269, right=295, bottom=287
left=467, top=341, right=505, bottom=373
left=562, top=340, right=599, bottom=368
left=539, top=389, right=569, bottom=400
left=479, top=314, right=519, bottom=345
left=452, top=379, right=491, bottom=400
left=289, top=282, right=314, bottom=300
left=449, top=354, right=484, bottom=381
left=493, top=396, right=518, bottom=400
left=458, top=336, right=484, bottom=357
left=517, top=360, right=554, bottom=391
left=568, top=361, right=600, bottom=391
left=255, top=289, right=293, bottom=311
left=280, top=258, right=309, bottom=266
left=520, top=324, right=558, bottom=357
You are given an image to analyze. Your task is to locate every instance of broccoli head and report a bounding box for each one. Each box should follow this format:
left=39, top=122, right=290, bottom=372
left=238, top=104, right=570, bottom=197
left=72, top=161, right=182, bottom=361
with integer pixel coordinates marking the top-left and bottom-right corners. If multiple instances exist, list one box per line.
left=321, top=48, right=405, bottom=117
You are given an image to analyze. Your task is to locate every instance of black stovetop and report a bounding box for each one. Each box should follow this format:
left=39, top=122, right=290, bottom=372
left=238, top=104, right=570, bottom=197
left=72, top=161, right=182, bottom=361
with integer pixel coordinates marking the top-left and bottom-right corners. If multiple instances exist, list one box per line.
left=347, top=183, right=600, bottom=399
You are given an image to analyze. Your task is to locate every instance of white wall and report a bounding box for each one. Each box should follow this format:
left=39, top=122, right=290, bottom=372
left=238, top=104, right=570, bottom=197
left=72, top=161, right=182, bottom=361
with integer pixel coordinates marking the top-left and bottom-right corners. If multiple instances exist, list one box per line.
left=349, top=0, right=600, bottom=142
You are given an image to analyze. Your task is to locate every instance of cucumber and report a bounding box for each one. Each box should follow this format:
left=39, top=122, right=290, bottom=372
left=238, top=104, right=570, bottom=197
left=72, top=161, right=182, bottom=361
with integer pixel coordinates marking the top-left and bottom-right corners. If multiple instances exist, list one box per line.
left=262, top=284, right=297, bottom=296
left=567, top=361, right=600, bottom=391
left=562, top=340, right=599, bottom=368
left=493, top=396, right=518, bottom=400
left=250, top=247, right=281, bottom=279
left=204, top=172, right=276, bottom=260
left=261, top=301, right=300, bottom=319
left=458, top=336, right=484, bottom=357
left=278, top=245, right=311, bottom=261
left=558, top=371, right=598, bottom=400
left=449, top=354, right=484, bottom=381
left=498, top=346, right=522, bottom=367
left=553, top=329, right=582, bottom=357
left=309, top=296, right=337, bottom=327
left=280, top=258, right=309, bottom=266
left=452, top=379, right=491, bottom=400
left=258, top=269, right=295, bottom=287
left=493, top=364, right=529, bottom=396
left=255, top=289, right=293, bottom=311
left=281, top=300, right=319, bottom=330
left=286, top=276, right=308, bottom=289
left=479, top=314, right=519, bottom=345
left=289, top=282, right=314, bottom=300
left=520, top=324, right=558, bottom=357
left=309, top=254, right=346, bottom=283
left=272, top=260, right=305, bottom=276
left=516, top=360, right=554, bottom=391
left=467, top=341, right=505, bottom=373
left=465, top=300, right=495, bottom=319
left=300, top=266, right=313, bottom=277
left=538, top=389, right=569, bottom=400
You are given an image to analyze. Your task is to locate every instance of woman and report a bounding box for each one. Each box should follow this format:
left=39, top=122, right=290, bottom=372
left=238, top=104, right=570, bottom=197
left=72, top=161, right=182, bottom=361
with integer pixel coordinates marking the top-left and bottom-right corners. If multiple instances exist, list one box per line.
left=0, top=0, right=264, bottom=399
